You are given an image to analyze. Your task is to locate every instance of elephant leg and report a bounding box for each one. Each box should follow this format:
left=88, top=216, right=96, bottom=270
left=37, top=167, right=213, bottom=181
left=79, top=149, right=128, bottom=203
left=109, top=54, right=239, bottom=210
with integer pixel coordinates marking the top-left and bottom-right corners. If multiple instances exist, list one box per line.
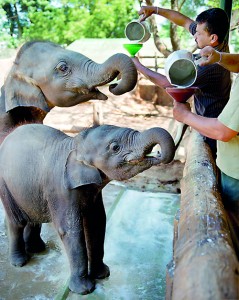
left=84, top=192, right=110, bottom=279
left=0, top=183, right=29, bottom=267
left=54, top=208, right=95, bottom=295
left=24, top=223, right=46, bottom=253
left=6, top=218, right=29, bottom=267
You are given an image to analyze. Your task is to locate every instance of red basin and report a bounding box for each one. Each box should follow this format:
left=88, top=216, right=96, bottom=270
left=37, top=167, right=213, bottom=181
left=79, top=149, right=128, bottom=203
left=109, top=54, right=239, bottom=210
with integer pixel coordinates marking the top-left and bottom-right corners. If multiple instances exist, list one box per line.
left=166, top=87, right=198, bottom=103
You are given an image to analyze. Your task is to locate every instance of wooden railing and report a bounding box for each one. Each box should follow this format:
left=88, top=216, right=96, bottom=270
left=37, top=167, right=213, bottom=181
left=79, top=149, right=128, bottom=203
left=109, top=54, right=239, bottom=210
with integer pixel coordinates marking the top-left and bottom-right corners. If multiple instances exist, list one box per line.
left=138, top=52, right=165, bottom=72
left=166, top=130, right=239, bottom=300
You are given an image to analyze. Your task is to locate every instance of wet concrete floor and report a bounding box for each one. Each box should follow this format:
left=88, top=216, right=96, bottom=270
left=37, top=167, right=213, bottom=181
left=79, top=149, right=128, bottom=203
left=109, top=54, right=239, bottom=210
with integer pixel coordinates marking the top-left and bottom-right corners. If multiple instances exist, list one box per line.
left=0, top=182, right=179, bottom=300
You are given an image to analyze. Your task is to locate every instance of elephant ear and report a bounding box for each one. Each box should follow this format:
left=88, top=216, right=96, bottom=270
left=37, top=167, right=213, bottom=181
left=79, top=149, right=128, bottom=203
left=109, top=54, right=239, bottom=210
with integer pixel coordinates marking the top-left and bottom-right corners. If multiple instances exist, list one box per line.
left=64, top=150, right=102, bottom=190
left=4, top=71, right=50, bottom=113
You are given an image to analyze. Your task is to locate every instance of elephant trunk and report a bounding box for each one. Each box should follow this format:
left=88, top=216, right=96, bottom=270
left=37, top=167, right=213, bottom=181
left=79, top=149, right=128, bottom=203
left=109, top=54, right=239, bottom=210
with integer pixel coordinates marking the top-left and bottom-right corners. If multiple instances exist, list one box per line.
left=139, top=127, right=175, bottom=164
left=84, top=53, right=138, bottom=95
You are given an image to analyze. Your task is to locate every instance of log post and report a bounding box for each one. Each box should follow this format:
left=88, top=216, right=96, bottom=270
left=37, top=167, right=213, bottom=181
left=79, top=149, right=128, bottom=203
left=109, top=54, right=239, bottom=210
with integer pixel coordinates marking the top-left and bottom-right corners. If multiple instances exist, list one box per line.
left=93, top=101, right=103, bottom=125
left=167, top=130, right=239, bottom=300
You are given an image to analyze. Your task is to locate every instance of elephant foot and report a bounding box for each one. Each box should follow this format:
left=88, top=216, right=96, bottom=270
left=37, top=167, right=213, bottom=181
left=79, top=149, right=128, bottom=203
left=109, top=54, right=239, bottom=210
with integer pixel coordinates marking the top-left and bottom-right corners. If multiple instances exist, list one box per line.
left=25, top=238, right=46, bottom=254
left=68, top=275, right=95, bottom=295
left=23, top=223, right=46, bottom=253
left=89, top=262, right=110, bottom=279
left=10, top=252, right=29, bottom=267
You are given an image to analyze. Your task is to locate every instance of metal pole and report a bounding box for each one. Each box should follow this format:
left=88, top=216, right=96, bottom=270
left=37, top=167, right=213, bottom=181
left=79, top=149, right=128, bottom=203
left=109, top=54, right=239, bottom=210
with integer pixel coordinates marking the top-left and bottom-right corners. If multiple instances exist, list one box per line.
left=220, top=0, right=232, bottom=21
left=220, top=0, right=232, bottom=43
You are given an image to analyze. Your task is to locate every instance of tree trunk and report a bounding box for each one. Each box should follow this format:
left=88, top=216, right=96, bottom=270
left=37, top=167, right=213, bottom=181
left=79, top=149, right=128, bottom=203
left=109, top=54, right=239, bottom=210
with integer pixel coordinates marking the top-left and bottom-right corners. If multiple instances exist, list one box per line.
left=143, top=0, right=171, bottom=57
left=170, top=0, right=181, bottom=50
left=3, top=3, right=15, bottom=36
left=14, top=4, right=23, bottom=39
left=3, top=3, right=23, bottom=38
left=139, top=0, right=191, bottom=54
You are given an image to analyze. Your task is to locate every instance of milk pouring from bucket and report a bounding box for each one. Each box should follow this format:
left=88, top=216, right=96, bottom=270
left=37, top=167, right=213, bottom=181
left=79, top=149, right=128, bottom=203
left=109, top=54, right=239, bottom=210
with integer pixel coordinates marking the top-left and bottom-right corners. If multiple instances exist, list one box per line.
left=164, top=50, right=205, bottom=102
left=164, top=50, right=199, bottom=88
left=164, top=49, right=206, bottom=88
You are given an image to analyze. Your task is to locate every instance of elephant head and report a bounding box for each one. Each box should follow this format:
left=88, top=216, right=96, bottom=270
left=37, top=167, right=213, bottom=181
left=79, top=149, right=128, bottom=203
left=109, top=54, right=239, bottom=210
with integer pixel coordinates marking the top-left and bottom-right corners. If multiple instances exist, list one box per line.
left=1, top=40, right=137, bottom=135
left=65, top=125, right=175, bottom=189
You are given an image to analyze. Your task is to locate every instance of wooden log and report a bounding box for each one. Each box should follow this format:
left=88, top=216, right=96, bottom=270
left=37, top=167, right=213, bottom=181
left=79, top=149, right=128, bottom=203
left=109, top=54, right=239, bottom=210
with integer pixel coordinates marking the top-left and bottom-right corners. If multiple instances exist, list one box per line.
left=93, top=101, right=103, bottom=125
left=166, top=211, right=180, bottom=299
left=169, top=130, right=239, bottom=300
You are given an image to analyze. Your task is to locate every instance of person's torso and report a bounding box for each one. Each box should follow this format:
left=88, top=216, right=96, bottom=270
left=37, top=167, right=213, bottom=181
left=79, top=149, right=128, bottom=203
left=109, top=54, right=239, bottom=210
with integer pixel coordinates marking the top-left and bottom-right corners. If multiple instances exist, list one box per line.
left=217, top=74, right=239, bottom=179
left=189, top=22, right=231, bottom=118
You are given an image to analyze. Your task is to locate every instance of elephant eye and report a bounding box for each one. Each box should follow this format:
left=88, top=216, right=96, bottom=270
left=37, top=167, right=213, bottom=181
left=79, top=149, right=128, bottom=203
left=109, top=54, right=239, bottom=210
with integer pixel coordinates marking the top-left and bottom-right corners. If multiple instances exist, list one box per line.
left=56, top=62, right=70, bottom=74
left=109, top=142, right=120, bottom=152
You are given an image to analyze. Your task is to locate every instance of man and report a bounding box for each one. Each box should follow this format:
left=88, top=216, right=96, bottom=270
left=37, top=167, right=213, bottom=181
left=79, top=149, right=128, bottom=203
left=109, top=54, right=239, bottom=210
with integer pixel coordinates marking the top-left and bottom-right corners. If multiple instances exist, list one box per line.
left=173, top=46, right=239, bottom=209
left=132, top=6, right=231, bottom=159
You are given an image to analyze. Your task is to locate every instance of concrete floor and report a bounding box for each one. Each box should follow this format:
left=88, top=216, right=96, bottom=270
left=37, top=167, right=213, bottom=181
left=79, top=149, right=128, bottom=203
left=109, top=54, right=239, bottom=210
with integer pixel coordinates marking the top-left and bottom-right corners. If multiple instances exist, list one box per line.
left=0, top=181, right=179, bottom=300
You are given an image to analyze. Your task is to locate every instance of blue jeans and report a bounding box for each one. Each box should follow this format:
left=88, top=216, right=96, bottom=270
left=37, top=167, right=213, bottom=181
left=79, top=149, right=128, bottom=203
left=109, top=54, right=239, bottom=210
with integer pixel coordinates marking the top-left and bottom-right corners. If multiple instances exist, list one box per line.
left=220, top=171, right=239, bottom=209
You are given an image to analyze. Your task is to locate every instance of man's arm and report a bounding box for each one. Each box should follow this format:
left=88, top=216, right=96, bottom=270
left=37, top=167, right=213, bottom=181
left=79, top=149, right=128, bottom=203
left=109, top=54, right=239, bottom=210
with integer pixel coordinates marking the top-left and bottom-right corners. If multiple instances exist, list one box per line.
left=131, top=57, right=170, bottom=87
left=173, top=101, right=238, bottom=142
left=200, top=46, right=239, bottom=73
left=139, top=6, right=193, bottom=32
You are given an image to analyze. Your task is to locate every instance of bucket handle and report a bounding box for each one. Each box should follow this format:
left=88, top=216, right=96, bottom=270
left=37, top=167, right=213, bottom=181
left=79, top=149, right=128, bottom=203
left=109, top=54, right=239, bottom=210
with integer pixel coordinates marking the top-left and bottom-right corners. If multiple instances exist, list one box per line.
left=194, top=55, right=207, bottom=66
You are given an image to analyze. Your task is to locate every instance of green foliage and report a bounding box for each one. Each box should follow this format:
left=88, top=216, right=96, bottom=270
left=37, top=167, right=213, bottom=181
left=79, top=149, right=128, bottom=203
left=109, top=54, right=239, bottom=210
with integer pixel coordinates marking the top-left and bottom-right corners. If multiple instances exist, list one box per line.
left=0, top=0, right=138, bottom=46
left=82, top=0, right=138, bottom=38
left=207, top=0, right=239, bottom=10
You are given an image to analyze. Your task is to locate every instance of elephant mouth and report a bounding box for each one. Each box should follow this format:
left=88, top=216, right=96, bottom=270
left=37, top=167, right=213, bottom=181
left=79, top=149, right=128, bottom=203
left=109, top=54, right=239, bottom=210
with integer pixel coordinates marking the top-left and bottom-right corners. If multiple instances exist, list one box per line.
left=127, top=144, right=162, bottom=165
left=71, top=74, right=120, bottom=100
left=88, top=87, right=108, bottom=100
left=72, top=86, right=108, bottom=100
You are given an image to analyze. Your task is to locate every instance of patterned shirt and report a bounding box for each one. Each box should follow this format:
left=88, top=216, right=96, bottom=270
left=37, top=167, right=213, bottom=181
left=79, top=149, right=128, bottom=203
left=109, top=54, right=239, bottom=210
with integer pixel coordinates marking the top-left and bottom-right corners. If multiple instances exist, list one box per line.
left=189, top=22, right=231, bottom=157
left=189, top=22, right=231, bottom=118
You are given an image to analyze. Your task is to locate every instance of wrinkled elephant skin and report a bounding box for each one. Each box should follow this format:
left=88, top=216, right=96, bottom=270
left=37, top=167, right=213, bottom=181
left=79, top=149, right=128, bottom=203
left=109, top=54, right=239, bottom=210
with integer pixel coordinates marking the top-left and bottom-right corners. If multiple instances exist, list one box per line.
left=0, top=123, right=175, bottom=295
left=0, top=40, right=138, bottom=143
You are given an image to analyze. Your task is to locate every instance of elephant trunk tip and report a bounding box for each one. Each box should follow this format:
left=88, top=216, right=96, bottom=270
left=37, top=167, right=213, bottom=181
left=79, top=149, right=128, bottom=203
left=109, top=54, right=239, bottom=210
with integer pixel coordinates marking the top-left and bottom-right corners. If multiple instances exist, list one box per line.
left=109, top=74, right=138, bottom=95
left=142, top=127, right=176, bottom=165
left=103, top=53, right=138, bottom=95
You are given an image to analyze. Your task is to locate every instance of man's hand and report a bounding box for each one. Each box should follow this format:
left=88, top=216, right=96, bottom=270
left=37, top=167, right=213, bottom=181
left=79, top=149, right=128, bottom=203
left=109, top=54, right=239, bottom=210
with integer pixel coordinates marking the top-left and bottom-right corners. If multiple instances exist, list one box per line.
left=173, top=100, right=191, bottom=123
left=199, top=46, right=221, bottom=66
left=138, top=6, right=157, bottom=22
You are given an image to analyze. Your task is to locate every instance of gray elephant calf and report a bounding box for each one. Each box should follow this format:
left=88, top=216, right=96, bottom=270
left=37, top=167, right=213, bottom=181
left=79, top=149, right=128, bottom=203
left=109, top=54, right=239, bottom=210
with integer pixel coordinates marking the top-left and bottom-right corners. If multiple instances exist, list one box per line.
left=0, top=40, right=138, bottom=144
left=0, top=123, right=175, bottom=295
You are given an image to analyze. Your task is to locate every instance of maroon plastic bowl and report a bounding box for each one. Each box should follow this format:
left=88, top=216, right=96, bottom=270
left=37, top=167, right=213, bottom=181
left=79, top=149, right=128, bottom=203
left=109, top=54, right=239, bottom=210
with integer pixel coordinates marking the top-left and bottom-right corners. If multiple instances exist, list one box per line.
left=166, top=87, right=197, bottom=103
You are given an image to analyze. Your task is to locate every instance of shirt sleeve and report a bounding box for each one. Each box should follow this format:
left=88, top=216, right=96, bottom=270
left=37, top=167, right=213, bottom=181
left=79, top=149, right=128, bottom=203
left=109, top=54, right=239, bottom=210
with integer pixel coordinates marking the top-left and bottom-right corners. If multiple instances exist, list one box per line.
left=189, top=22, right=197, bottom=36
left=218, top=74, right=239, bottom=132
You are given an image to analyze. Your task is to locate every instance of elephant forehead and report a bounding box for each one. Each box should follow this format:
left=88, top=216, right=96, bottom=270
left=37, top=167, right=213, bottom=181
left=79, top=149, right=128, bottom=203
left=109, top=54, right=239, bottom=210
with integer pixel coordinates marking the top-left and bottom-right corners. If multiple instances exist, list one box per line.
left=28, top=42, right=62, bottom=56
left=30, top=43, right=84, bottom=61
left=86, top=126, right=138, bottom=142
left=16, top=42, right=56, bottom=62
left=18, top=43, right=66, bottom=68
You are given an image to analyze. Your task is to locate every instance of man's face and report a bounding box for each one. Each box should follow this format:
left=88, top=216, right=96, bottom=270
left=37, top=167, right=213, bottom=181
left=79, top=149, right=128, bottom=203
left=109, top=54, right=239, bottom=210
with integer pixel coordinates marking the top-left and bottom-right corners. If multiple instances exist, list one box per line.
left=194, top=23, right=215, bottom=49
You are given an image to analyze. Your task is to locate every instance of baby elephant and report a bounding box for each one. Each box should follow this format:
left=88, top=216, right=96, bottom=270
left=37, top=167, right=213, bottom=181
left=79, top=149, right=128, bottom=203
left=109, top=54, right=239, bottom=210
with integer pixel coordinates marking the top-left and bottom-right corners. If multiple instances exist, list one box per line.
left=0, top=123, right=175, bottom=295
